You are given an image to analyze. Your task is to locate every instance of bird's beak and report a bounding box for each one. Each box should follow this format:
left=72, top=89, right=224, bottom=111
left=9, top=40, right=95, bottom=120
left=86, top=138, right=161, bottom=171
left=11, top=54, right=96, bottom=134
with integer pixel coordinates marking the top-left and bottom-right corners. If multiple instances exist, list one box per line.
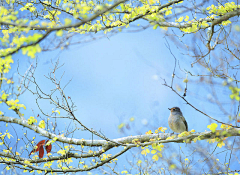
left=168, top=108, right=171, bottom=110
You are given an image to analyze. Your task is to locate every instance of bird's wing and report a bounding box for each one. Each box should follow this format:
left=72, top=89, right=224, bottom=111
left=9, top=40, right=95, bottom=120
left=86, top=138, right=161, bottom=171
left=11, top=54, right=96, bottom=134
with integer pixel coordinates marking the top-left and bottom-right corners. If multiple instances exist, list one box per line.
left=180, top=116, right=188, bottom=131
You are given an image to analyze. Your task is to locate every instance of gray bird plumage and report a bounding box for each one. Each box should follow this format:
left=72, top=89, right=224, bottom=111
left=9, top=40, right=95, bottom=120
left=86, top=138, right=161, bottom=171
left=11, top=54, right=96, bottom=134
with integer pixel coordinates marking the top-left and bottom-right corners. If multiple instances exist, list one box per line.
left=168, top=107, right=188, bottom=133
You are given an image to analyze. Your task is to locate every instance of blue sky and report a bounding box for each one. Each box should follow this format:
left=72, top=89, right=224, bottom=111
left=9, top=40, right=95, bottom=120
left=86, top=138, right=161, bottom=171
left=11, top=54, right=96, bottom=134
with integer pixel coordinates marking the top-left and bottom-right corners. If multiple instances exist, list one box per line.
left=18, top=28, right=196, bottom=138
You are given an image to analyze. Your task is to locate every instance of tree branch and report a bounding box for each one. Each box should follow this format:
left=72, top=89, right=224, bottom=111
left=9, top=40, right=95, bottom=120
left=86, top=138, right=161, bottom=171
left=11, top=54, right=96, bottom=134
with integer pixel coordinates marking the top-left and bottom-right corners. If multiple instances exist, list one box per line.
left=1, top=116, right=240, bottom=147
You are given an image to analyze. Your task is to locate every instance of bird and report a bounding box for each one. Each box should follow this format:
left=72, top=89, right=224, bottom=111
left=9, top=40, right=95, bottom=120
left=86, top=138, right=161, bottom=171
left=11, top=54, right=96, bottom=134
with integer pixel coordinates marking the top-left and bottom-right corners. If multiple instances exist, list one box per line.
left=168, top=107, right=188, bottom=133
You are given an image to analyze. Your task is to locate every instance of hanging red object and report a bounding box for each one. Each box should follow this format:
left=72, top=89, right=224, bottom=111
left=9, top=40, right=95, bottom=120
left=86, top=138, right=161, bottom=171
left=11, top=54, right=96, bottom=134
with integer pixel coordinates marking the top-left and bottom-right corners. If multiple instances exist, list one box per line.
left=45, top=140, right=52, bottom=154
left=29, top=140, right=52, bottom=158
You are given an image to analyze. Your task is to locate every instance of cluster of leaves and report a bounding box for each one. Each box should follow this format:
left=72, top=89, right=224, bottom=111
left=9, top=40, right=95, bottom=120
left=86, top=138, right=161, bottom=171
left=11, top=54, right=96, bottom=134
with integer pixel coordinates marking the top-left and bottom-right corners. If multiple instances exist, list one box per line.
left=6, top=99, right=26, bottom=110
left=57, top=157, right=73, bottom=170
left=0, top=0, right=236, bottom=62
left=178, top=2, right=239, bottom=33
left=139, top=127, right=167, bottom=161
left=0, top=56, right=13, bottom=73
left=0, top=130, right=13, bottom=145
left=29, top=140, right=52, bottom=158
left=145, top=126, right=167, bottom=135
left=0, top=0, right=184, bottom=61
left=229, top=86, right=240, bottom=101
left=207, top=123, right=233, bottom=148
left=27, top=116, right=46, bottom=128
left=207, top=2, right=239, bottom=16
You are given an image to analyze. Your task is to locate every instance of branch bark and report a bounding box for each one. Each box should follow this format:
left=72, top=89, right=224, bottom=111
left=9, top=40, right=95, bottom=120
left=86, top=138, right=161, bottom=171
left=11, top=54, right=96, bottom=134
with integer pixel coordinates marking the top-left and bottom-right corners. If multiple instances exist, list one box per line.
left=1, top=116, right=240, bottom=147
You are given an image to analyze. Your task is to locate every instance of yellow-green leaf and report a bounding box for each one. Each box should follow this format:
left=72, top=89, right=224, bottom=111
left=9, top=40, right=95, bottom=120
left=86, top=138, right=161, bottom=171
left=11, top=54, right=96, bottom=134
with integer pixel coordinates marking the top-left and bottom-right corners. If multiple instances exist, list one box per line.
left=169, top=164, right=176, bottom=170
left=153, top=24, right=158, bottom=30
left=177, top=16, right=184, bottom=22
left=207, top=123, right=218, bottom=133
left=39, top=120, right=46, bottom=129
left=65, top=18, right=72, bottom=25
left=118, top=123, right=125, bottom=129
left=129, top=117, right=134, bottom=122
left=56, top=30, right=63, bottom=37
left=152, top=154, right=159, bottom=161
left=151, top=150, right=157, bottom=154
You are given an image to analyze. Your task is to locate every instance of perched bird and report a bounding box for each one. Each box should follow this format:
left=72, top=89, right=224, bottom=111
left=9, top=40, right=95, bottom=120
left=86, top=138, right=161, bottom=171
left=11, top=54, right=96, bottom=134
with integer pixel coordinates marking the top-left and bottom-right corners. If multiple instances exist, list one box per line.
left=168, top=107, right=188, bottom=133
